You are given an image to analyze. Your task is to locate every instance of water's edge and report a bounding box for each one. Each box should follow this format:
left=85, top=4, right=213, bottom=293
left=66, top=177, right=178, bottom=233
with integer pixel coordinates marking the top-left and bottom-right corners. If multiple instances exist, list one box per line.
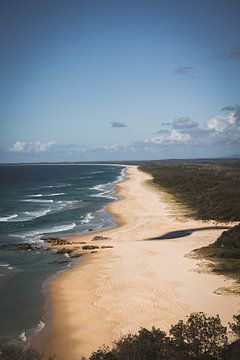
left=31, top=165, right=127, bottom=351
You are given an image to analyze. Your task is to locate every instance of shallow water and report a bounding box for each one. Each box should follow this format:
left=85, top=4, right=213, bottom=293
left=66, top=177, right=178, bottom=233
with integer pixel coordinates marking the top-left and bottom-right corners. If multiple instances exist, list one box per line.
left=0, top=164, right=125, bottom=344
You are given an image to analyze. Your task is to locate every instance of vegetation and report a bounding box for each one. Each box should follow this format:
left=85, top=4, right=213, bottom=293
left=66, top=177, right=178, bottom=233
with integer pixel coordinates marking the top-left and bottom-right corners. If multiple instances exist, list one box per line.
left=0, top=345, right=54, bottom=360
left=214, top=224, right=240, bottom=255
left=193, top=224, right=240, bottom=280
left=139, top=159, right=240, bottom=280
left=139, top=159, right=240, bottom=222
left=87, top=312, right=240, bottom=360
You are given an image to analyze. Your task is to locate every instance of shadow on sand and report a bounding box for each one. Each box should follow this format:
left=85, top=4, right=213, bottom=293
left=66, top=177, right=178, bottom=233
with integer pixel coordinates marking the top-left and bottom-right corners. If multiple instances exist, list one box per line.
left=147, top=226, right=229, bottom=241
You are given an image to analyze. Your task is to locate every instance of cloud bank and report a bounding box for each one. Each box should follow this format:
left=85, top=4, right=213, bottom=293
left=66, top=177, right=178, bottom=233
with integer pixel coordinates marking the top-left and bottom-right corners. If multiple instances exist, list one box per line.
left=10, top=141, right=57, bottom=153
left=3, top=105, right=239, bottom=162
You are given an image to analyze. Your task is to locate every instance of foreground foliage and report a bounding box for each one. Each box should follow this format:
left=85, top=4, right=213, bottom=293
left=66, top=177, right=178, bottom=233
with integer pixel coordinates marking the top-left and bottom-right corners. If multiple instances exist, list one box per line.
left=0, top=345, right=55, bottom=360
left=88, top=312, right=240, bottom=360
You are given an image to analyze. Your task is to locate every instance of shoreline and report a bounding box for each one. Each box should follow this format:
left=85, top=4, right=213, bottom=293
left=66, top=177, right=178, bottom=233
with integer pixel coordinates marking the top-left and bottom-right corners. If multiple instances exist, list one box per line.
left=45, top=165, right=240, bottom=359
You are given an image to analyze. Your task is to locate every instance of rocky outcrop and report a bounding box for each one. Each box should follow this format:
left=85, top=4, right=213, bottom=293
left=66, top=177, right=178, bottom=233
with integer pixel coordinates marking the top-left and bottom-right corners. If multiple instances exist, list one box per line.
left=71, top=253, right=83, bottom=258
left=56, top=248, right=73, bottom=254
left=41, top=236, right=72, bottom=246
left=82, top=245, right=99, bottom=250
left=17, top=243, right=40, bottom=251
left=91, top=236, right=109, bottom=241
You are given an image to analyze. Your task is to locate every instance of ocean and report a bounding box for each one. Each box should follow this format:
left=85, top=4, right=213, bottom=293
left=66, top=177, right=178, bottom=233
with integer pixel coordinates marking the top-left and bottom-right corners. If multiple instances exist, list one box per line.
left=0, top=164, right=125, bottom=345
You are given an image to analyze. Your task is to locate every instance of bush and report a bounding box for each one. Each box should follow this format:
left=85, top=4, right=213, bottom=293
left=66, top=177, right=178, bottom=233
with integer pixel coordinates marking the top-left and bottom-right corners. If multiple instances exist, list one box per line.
left=0, top=345, right=54, bottom=360
left=89, top=312, right=232, bottom=360
left=169, top=312, right=228, bottom=358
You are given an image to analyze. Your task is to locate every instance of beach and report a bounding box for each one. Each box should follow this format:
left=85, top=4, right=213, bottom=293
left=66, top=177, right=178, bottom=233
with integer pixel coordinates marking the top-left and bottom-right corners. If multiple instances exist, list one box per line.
left=46, top=165, right=240, bottom=359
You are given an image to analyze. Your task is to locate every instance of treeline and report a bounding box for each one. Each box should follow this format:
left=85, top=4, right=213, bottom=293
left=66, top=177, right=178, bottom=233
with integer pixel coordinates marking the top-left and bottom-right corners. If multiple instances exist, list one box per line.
left=1, top=312, right=240, bottom=360
left=140, top=159, right=240, bottom=222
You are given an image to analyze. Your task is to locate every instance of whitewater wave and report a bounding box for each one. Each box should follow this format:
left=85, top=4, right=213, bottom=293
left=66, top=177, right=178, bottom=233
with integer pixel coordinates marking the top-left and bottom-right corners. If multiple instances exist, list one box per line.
left=14, top=223, right=77, bottom=240
left=34, top=320, right=45, bottom=334
left=27, top=194, right=43, bottom=197
left=0, top=263, right=14, bottom=270
left=42, top=183, right=71, bottom=188
left=90, top=170, right=104, bottom=175
left=22, top=199, right=54, bottom=203
left=89, top=183, right=118, bottom=200
left=81, top=212, right=94, bottom=224
left=115, top=167, right=126, bottom=183
left=23, top=209, right=51, bottom=219
left=19, top=331, right=27, bottom=342
left=27, top=192, right=65, bottom=197
left=77, top=176, right=93, bottom=179
left=0, top=214, right=18, bottom=222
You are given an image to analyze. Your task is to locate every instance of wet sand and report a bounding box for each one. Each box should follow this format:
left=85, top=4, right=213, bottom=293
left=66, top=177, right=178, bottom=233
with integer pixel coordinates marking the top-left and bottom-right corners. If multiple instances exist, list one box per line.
left=46, top=165, right=239, bottom=359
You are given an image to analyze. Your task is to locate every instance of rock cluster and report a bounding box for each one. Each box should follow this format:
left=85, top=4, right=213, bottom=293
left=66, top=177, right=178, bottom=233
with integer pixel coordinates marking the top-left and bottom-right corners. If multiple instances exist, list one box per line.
left=91, top=236, right=109, bottom=241
left=41, top=236, right=72, bottom=246
left=17, top=243, right=40, bottom=251
left=82, top=245, right=99, bottom=250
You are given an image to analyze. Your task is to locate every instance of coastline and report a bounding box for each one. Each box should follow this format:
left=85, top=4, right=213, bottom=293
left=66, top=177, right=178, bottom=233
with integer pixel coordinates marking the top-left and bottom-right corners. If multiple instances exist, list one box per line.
left=45, top=165, right=240, bottom=359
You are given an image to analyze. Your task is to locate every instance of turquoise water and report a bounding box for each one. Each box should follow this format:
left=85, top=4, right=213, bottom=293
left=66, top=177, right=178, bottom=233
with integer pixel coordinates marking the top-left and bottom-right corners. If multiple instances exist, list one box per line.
left=0, top=164, right=125, bottom=344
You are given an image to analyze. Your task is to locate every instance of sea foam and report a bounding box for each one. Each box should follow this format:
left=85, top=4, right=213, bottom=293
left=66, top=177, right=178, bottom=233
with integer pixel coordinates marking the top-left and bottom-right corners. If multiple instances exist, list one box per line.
left=0, top=214, right=18, bottom=222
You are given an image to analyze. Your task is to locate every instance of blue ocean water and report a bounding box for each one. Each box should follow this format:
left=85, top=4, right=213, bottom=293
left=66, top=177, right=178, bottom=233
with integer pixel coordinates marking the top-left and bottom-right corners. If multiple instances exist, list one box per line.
left=0, top=164, right=125, bottom=344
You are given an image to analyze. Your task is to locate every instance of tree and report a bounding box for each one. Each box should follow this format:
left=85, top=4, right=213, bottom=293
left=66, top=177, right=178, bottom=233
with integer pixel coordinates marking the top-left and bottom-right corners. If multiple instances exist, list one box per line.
left=169, top=312, right=228, bottom=358
left=0, top=345, right=55, bottom=360
left=230, top=313, right=240, bottom=338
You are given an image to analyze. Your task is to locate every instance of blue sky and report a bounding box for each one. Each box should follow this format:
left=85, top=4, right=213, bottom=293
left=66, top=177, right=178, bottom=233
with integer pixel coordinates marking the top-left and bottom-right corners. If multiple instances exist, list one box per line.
left=1, top=0, right=240, bottom=162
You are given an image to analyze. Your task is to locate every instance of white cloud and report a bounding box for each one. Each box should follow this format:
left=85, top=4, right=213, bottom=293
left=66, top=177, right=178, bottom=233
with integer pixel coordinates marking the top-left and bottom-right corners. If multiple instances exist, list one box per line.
left=207, top=115, right=228, bottom=132
left=207, top=107, right=240, bottom=142
left=32, top=141, right=56, bottom=152
left=10, top=141, right=57, bottom=153
left=88, top=144, right=122, bottom=153
left=169, top=129, right=191, bottom=143
left=10, top=141, right=27, bottom=153
left=141, top=130, right=191, bottom=147
left=6, top=105, right=240, bottom=161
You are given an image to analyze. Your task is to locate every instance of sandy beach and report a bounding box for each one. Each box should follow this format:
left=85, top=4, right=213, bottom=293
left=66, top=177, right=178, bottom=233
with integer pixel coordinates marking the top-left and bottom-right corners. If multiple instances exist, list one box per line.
left=46, top=165, right=240, bottom=359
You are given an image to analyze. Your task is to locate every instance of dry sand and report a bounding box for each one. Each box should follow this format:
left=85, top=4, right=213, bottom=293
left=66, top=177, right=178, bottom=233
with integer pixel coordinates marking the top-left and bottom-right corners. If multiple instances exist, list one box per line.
left=46, top=165, right=240, bottom=359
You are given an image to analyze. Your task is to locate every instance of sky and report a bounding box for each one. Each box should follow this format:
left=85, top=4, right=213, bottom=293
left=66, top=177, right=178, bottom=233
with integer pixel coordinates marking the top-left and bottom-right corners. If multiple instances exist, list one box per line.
left=0, top=0, right=240, bottom=162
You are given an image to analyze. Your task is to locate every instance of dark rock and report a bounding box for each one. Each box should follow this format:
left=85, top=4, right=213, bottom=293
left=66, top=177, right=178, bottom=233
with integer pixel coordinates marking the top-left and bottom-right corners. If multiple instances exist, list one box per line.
left=41, top=235, right=60, bottom=241
left=43, top=237, right=71, bottom=246
left=71, top=253, right=83, bottom=258
left=92, top=236, right=109, bottom=241
left=17, top=243, right=40, bottom=251
left=82, top=245, right=99, bottom=250
left=56, top=248, right=73, bottom=254
left=101, top=245, right=114, bottom=249
left=88, top=228, right=93, bottom=232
